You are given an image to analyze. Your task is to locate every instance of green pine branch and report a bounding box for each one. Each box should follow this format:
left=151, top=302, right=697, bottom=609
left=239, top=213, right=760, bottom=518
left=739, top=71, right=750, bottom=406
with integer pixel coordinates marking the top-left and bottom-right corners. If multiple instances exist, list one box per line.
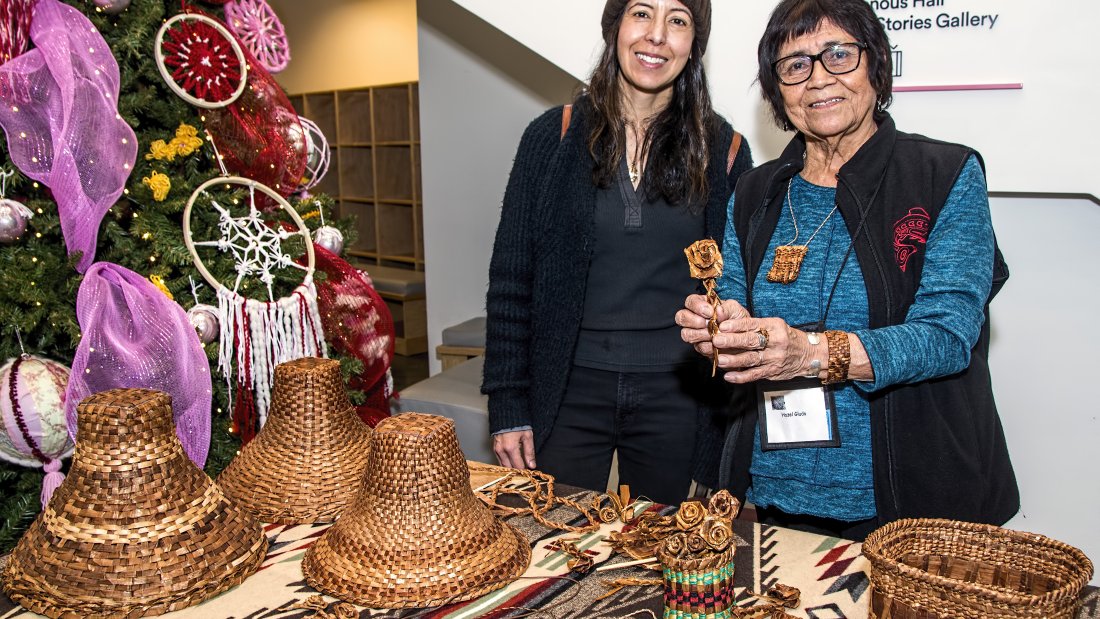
left=0, top=0, right=362, bottom=553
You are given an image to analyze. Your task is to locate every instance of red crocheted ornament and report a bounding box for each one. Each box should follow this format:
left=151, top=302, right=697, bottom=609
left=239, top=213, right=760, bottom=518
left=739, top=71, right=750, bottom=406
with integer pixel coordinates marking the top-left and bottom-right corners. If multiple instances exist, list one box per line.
left=300, top=244, right=395, bottom=427
left=161, top=16, right=243, bottom=105
left=203, top=42, right=306, bottom=199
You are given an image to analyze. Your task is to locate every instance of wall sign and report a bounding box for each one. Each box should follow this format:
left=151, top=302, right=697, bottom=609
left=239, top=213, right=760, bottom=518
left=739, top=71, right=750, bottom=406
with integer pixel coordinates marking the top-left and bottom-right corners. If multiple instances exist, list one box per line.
left=452, top=0, right=1100, bottom=196
left=869, top=0, right=1018, bottom=91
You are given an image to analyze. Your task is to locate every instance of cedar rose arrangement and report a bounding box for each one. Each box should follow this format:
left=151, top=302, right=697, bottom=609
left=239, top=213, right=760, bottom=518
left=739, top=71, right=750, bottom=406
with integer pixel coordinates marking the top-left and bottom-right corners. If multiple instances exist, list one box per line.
left=662, top=490, right=739, bottom=562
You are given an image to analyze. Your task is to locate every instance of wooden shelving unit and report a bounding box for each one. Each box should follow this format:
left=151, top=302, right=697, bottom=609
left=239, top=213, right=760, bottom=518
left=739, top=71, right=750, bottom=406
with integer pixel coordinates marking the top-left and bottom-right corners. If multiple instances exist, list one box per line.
left=288, top=82, right=423, bottom=270
left=289, top=82, right=427, bottom=355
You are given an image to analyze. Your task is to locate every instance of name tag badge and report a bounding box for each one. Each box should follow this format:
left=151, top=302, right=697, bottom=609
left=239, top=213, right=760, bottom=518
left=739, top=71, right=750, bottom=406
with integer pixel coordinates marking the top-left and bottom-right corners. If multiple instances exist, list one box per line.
left=756, top=378, right=840, bottom=450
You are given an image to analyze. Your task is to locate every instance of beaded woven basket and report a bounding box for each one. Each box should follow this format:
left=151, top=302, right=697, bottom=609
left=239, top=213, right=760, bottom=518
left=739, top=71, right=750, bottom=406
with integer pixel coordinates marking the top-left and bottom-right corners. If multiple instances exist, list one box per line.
left=302, top=413, right=530, bottom=608
left=217, top=357, right=372, bottom=523
left=862, top=518, right=1093, bottom=619
left=1, top=389, right=268, bottom=618
left=659, top=545, right=736, bottom=619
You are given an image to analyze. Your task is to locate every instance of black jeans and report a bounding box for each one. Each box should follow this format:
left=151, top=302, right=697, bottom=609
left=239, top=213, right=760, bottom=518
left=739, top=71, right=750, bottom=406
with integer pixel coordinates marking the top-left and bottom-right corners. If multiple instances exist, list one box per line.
left=536, top=364, right=700, bottom=505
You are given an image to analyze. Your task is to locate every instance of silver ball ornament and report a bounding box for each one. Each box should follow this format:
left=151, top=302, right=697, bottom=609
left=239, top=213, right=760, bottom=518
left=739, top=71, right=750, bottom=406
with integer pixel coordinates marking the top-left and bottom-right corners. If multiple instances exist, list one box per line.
left=93, top=0, right=131, bottom=14
left=187, top=304, right=220, bottom=345
left=0, top=199, right=30, bottom=244
left=314, top=226, right=344, bottom=255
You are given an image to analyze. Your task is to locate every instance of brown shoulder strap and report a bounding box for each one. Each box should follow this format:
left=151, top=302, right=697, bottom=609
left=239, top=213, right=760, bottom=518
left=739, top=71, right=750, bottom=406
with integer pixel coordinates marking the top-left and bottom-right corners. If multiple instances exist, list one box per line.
left=726, top=130, right=743, bottom=175
left=561, top=104, right=573, bottom=141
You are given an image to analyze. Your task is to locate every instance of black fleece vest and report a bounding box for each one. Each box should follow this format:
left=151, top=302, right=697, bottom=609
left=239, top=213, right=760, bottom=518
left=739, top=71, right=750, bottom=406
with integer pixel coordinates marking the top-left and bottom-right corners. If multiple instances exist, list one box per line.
left=727, top=116, right=1019, bottom=526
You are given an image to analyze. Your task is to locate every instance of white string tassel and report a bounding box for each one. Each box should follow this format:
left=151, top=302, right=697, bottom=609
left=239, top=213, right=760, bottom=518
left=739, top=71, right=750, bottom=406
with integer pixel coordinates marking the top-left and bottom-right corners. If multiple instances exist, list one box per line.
left=242, top=282, right=327, bottom=427
left=215, top=286, right=241, bottom=407
left=213, top=281, right=327, bottom=428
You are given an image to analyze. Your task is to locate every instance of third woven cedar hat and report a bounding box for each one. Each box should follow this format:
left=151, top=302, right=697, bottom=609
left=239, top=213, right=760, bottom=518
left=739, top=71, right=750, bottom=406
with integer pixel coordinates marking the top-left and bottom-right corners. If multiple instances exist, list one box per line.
left=1, top=389, right=267, bottom=618
left=217, top=356, right=373, bottom=523
left=302, top=413, right=531, bottom=608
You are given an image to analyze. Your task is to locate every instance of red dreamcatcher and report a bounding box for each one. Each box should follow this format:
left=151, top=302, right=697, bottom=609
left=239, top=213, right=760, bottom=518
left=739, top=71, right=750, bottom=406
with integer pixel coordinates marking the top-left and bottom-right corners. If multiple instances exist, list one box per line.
left=156, top=8, right=306, bottom=200
left=155, top=12, right=248, bottom=109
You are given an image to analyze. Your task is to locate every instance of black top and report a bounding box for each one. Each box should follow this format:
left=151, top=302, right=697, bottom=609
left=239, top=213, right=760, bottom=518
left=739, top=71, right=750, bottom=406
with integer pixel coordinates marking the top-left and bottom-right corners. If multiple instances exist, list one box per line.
left=575, top=157, right=702, bottom=371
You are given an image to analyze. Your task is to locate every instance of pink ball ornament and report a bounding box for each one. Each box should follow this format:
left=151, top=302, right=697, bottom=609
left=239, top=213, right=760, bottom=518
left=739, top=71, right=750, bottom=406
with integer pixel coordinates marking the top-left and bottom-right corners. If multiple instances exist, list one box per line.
left=0, top=198, right=32, bottom=244
left=187, top=304, right=220, bottom=345
left=293, top=116, right=331, bottom=194
left=92, top=0, right=131, bottom=15
left=314, top=225, right=344, bottom=256
left=0, top=355, right=74, bottom=507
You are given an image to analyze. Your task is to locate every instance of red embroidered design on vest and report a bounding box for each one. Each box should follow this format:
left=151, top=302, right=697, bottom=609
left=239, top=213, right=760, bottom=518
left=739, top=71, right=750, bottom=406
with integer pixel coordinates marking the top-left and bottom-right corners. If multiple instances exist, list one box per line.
left=893, top=207, right=931, bottom=272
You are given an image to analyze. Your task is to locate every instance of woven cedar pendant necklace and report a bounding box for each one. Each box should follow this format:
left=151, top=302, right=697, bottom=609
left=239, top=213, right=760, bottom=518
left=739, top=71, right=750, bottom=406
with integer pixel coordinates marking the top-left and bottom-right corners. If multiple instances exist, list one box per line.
left=766, top=176, right=839, bottom=284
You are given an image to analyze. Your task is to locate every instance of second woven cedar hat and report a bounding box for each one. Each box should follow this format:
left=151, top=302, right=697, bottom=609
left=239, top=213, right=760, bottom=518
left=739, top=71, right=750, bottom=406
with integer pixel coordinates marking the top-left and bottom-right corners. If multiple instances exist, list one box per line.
left=217, top=356, right=372, bottom=523
left=302, top=413, right=531, bottom=608
left=1, top=389, right=267, bottom=618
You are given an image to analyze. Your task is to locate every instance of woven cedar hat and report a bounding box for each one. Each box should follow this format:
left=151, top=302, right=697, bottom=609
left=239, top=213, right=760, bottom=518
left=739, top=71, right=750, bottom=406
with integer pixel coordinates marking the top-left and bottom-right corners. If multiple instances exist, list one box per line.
left=302, top=413, right=531, bottom=608
left=217, top=357, right=372, bottom=523
left=1, top=389, right=267, bottom=618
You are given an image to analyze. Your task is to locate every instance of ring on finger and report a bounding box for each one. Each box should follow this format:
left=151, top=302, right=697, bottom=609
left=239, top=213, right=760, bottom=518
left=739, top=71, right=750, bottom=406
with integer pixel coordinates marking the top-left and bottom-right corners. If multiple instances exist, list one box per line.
left=757, top=327, right=769, bottom=349
left=757, top=350, right=765, bottom=366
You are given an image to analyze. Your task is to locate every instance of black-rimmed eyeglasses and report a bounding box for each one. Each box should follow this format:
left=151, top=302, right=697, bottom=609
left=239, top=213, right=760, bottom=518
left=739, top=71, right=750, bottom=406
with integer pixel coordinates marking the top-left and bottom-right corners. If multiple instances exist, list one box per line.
left=773, top=42, right=866, bottom=85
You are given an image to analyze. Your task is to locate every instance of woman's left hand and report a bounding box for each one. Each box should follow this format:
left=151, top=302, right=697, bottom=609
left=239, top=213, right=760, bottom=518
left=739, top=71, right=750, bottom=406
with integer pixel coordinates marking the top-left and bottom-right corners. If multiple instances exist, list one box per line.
left=712, top=317, right=821, bottom=384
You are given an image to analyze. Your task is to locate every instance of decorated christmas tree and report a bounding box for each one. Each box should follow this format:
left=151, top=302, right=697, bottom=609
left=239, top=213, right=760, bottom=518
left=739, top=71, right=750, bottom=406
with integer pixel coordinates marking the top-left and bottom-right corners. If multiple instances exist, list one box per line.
left=0, top=0, right=393, bottom=552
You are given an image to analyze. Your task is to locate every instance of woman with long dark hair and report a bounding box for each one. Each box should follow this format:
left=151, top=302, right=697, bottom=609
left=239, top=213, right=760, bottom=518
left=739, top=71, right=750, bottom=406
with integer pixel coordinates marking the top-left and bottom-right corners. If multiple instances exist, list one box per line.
left=482, top=0, right=753, bottom=504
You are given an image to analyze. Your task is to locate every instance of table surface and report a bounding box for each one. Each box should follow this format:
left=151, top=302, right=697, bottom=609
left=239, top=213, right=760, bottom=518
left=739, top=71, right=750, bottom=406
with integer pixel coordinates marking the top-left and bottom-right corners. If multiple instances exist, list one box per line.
left=1, top=486, right=1096, bottom=619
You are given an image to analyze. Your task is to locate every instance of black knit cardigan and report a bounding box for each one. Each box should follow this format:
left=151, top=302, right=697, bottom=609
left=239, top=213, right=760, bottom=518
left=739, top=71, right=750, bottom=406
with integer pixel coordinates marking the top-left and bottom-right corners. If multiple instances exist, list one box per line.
left=481, top=97, right=753, bottom=485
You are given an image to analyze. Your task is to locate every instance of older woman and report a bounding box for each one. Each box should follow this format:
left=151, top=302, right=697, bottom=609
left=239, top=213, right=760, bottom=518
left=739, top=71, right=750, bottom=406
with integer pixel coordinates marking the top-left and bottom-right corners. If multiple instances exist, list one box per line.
left=678, top=0, right=1017, bottom=538
left=483, top=0, right=752, bottom=504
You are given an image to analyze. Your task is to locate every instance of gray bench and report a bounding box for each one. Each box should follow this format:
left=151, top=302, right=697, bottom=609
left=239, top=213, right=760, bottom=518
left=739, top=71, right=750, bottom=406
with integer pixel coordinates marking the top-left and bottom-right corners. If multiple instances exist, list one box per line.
left=435, top=316, right=486, bottom=370
left=391, top=355, right=492, bottom=463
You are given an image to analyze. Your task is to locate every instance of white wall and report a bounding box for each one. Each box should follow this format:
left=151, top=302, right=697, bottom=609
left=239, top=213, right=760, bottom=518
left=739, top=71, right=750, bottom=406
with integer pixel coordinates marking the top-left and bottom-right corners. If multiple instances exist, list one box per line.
left=269, top=0, right=419, bottom=93
left=419, top=1, right=1100, bottom=582
left=452, top=0, right=1100, bottom=195
left=416, top=0, right=580, bottom=375
left=989, top=195, right=1100, bottom=580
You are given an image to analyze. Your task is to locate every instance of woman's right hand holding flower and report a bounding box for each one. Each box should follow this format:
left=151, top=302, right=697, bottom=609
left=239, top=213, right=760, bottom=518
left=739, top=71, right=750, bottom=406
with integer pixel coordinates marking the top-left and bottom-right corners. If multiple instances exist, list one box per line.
left=677, top=294, right=753, bottom=356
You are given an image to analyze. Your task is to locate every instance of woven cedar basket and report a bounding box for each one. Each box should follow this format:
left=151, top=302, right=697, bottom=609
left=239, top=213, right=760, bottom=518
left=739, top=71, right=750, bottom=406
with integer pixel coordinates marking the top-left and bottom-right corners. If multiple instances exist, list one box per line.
left=862, top=518, right=1094, bottom=619
left=217, top=357, right=372, bottom=523
left=659, top=546, right=736, bottom=619
left=1, top=389, right=268, bottom=619
left=302, top=413, right=531, bottom=608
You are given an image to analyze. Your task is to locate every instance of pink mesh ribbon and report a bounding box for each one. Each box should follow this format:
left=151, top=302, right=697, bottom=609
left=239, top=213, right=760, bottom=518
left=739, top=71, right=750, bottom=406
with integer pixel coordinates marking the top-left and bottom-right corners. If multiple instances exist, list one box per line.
left=202, top=10, right=305, bottom=200
left=0, top=0, right=137, bottom=273
left=65, top=263, right=212, bottom=467
left=305, top=245, right=394, bottom=426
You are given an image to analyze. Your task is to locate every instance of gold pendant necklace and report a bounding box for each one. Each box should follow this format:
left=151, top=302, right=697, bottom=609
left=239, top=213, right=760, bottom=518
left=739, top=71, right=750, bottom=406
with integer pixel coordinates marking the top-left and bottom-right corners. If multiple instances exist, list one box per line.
left=626, top=119, right=643, bottom=187
left=766, top=176, right=839, bottom=284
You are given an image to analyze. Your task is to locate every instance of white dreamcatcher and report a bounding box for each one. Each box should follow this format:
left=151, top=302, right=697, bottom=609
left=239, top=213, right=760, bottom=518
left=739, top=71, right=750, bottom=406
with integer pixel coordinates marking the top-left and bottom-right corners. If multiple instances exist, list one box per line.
left=183, top=174, right=326, bottom=433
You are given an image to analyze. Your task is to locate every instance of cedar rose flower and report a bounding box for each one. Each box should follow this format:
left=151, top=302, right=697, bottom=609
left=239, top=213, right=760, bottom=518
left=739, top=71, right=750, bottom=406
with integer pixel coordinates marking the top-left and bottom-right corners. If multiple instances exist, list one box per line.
left=684, top=239, right=723, bottom=280
left=707, top=489, right=741, bottom=519
left=674, top=500, right=706, bottom=530
left=663, top=532, right=687, bottom=558
left=768, top=583, right=801, bottom=608
left=700, top=516, right=733, bottom=552
left=687, top=531, right=709, bottom=554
